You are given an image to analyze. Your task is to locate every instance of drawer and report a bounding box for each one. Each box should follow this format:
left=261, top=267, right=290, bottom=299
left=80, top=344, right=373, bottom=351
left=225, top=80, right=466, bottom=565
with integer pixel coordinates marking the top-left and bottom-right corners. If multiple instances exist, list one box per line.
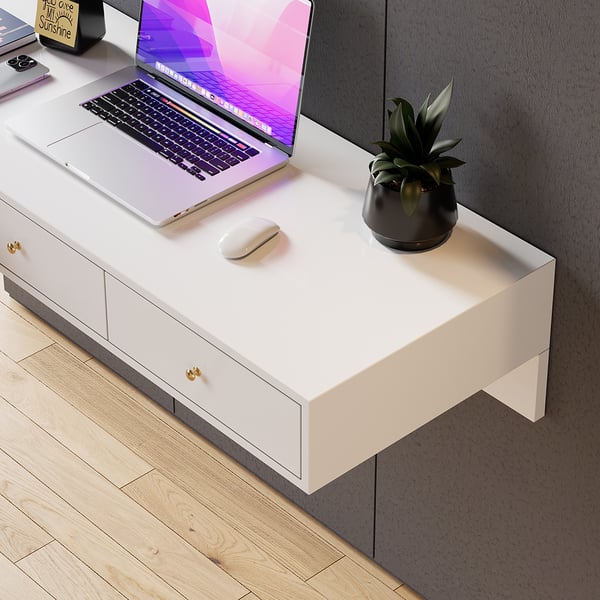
left=0, top=199, right=107, bottom=337
left=105, top=275, right=301, bottom=476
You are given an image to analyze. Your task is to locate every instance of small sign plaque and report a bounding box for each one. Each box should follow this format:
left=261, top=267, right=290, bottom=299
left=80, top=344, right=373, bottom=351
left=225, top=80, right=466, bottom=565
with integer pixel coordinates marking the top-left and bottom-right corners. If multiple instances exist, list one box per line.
left=35, top=0, right=79, bottom=49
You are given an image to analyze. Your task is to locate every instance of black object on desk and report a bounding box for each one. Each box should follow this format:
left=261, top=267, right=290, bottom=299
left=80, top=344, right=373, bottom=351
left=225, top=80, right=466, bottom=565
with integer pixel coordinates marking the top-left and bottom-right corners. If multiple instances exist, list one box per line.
left=38, top=0, right=105, bottom=55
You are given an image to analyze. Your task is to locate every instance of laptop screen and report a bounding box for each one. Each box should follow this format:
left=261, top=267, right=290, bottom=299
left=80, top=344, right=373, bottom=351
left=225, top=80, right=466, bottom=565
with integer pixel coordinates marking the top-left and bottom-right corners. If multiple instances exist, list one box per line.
left=136, top=0, right=313, bottom=154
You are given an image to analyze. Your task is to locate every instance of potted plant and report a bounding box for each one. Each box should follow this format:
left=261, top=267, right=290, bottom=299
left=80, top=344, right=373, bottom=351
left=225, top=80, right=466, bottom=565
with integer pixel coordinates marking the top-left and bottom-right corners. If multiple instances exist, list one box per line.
left=363, top=80, right=465, bottom=251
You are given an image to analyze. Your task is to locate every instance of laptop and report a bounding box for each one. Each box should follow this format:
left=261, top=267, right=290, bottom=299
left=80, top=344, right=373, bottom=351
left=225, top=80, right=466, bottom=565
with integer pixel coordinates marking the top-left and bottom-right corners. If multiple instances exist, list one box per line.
left=7, top=0, right=314, bottom=226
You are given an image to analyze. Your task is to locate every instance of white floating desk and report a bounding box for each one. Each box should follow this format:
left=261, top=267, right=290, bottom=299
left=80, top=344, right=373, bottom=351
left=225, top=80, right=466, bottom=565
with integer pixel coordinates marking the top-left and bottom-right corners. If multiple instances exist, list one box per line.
left=0, top=1, right=554, bottom=493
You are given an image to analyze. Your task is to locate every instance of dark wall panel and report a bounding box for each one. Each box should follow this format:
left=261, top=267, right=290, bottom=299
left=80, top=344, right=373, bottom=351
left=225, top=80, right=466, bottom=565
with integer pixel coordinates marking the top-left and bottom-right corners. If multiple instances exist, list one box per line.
left=301, top=0, right=386, bottom=149
left=376, top=1, right=600, bottom=599
left=105, top=0, right=140, bottom=19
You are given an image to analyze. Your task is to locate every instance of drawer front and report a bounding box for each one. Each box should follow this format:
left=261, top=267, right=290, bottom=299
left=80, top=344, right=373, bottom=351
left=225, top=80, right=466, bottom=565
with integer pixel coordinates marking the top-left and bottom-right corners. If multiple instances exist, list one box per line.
left=0, top=200, right=107, bottom=336
left=105, top=275, right=301, bottom=476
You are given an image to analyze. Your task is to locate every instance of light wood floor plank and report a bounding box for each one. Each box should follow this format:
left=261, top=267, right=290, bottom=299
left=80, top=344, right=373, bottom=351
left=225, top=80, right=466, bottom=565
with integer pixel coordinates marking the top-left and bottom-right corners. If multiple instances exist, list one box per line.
left=269, top=490, right=404, bottom=590
left=0, top=302, right=53, bottom=361
left=0, top=495, right=52, bottom=562
left=0, top=448, right=199, bottom=600
left=0, top=288, right=422, bottom=599
left=125, top=470, right=328, bottom=600
left=0, top=278, right=91, bottom=361
left=22, top=344, right=342, bottom=580
left=87, top=356, right=405, bottom=591
left=0, top=551, right=54, bottom=600
left=0, top=397, right=248, bottom=600
left=0, top=351, right=152, bottom=488
left=87, top=357, right=177, bottom=421
left=307, top=556, right=403, bottom=600
left=395, top=583, right=426, bottom=599
left=18, top=541, right=127, bottom=600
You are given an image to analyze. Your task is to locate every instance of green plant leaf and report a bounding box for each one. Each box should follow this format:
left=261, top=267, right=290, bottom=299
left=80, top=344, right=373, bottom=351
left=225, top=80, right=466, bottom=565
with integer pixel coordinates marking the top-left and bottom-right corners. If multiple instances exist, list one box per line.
left=371, top=159, right=397, bottom=174
left=402, top=104, right=424, bottom=161
left=373, top=152, right=394, bottom=165
left=422, top=80, right=454, bottom=155
left=373, top=141, right=403, bottom=159
left=398, top=164, right=430, bottom=180
left=421, top=162, right=442, bottom=185
left=440, top=169, right=454, bottom=185
left=374, top=171, right=402, bottom=186
left=415, top=94, right=430, bottom=137
left=400, top=179, right=422, bottom=216
left=389, top=97, right=414, bottom=122
left=434, top=156, right=466, bottom=169
left=369, top=152, right=390, bottom=168
left=440, top=172, right=455, bottom=185
left=429, top=138, right=462, bottom=158
left=392, top=157, right=414, bottom=169
left=388, top=101, right=417, bottom=158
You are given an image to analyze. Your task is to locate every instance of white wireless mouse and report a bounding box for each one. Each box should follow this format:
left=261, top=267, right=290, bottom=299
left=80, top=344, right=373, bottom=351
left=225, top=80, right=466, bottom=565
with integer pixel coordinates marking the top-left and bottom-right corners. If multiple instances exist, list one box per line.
left=218, top=217, right=280, bottom=259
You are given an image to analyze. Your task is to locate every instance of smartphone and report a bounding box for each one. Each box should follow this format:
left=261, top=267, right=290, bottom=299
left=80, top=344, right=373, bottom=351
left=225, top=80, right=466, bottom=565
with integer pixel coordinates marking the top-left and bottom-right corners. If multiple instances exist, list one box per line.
left=0, top=55, right=50, bottom=99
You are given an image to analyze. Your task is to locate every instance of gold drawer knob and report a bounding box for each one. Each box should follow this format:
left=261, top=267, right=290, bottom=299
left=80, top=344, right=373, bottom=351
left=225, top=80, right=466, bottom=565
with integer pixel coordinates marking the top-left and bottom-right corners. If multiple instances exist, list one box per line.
left=186, top=367, right=202, bottom=381
left=6, top=241, right=21, bottom=254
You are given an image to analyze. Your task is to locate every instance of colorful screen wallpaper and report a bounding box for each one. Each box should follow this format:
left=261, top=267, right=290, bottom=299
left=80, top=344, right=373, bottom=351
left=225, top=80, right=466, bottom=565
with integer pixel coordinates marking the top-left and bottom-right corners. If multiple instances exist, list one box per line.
left=137, top=0, right=312, bottom=150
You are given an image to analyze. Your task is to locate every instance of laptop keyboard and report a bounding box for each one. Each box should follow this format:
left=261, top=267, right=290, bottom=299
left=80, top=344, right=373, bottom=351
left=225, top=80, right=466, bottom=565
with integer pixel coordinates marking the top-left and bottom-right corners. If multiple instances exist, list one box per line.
left=81, top=80, right=259, bottom=181
left=183, top=70, right=294, bottom=145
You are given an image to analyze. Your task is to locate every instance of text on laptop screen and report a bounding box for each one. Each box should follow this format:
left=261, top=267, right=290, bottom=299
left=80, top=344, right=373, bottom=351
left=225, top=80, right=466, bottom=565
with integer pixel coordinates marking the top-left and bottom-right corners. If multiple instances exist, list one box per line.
left=136, top=0, right=312, bottom=150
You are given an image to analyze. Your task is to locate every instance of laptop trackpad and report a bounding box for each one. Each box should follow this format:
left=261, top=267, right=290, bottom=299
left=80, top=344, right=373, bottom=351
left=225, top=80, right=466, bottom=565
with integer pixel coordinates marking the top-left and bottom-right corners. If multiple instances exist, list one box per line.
left=50, top=123, right=195, bottom=222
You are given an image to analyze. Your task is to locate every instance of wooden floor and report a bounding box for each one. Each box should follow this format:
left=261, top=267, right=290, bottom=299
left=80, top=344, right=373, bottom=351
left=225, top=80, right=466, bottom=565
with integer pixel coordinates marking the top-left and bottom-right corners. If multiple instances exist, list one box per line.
left=0, top=276, right=424, bottom=600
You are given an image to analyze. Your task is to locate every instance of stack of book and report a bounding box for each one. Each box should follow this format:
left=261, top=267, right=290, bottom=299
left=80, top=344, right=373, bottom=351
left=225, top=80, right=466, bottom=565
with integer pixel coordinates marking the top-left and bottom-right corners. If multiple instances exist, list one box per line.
left=0, top=8, right=36, bottom=56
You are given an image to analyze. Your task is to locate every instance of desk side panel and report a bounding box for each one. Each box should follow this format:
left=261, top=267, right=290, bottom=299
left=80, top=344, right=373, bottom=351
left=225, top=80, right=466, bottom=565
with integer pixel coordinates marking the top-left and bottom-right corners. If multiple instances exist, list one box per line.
left=305, top=261, right=555, bottom=492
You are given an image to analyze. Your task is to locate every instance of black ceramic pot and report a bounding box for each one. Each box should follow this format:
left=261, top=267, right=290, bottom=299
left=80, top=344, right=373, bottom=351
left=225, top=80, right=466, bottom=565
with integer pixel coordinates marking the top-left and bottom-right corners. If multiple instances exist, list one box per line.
left=363, top=177, right=458, bottom=251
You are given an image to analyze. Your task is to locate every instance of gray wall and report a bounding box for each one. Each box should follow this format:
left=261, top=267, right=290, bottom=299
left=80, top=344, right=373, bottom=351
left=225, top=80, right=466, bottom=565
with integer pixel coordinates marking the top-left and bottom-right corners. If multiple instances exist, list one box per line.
left=105, top=0, right=139, bottom=18
left=375, top=2, right=600, bottom=600
left=104, top=1, right=600, bottom=599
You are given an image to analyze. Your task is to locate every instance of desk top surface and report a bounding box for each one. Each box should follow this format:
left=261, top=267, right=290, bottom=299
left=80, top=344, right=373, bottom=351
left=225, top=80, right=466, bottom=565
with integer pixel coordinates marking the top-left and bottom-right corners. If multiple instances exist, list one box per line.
left=0, top=0, right=553, bottom=401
